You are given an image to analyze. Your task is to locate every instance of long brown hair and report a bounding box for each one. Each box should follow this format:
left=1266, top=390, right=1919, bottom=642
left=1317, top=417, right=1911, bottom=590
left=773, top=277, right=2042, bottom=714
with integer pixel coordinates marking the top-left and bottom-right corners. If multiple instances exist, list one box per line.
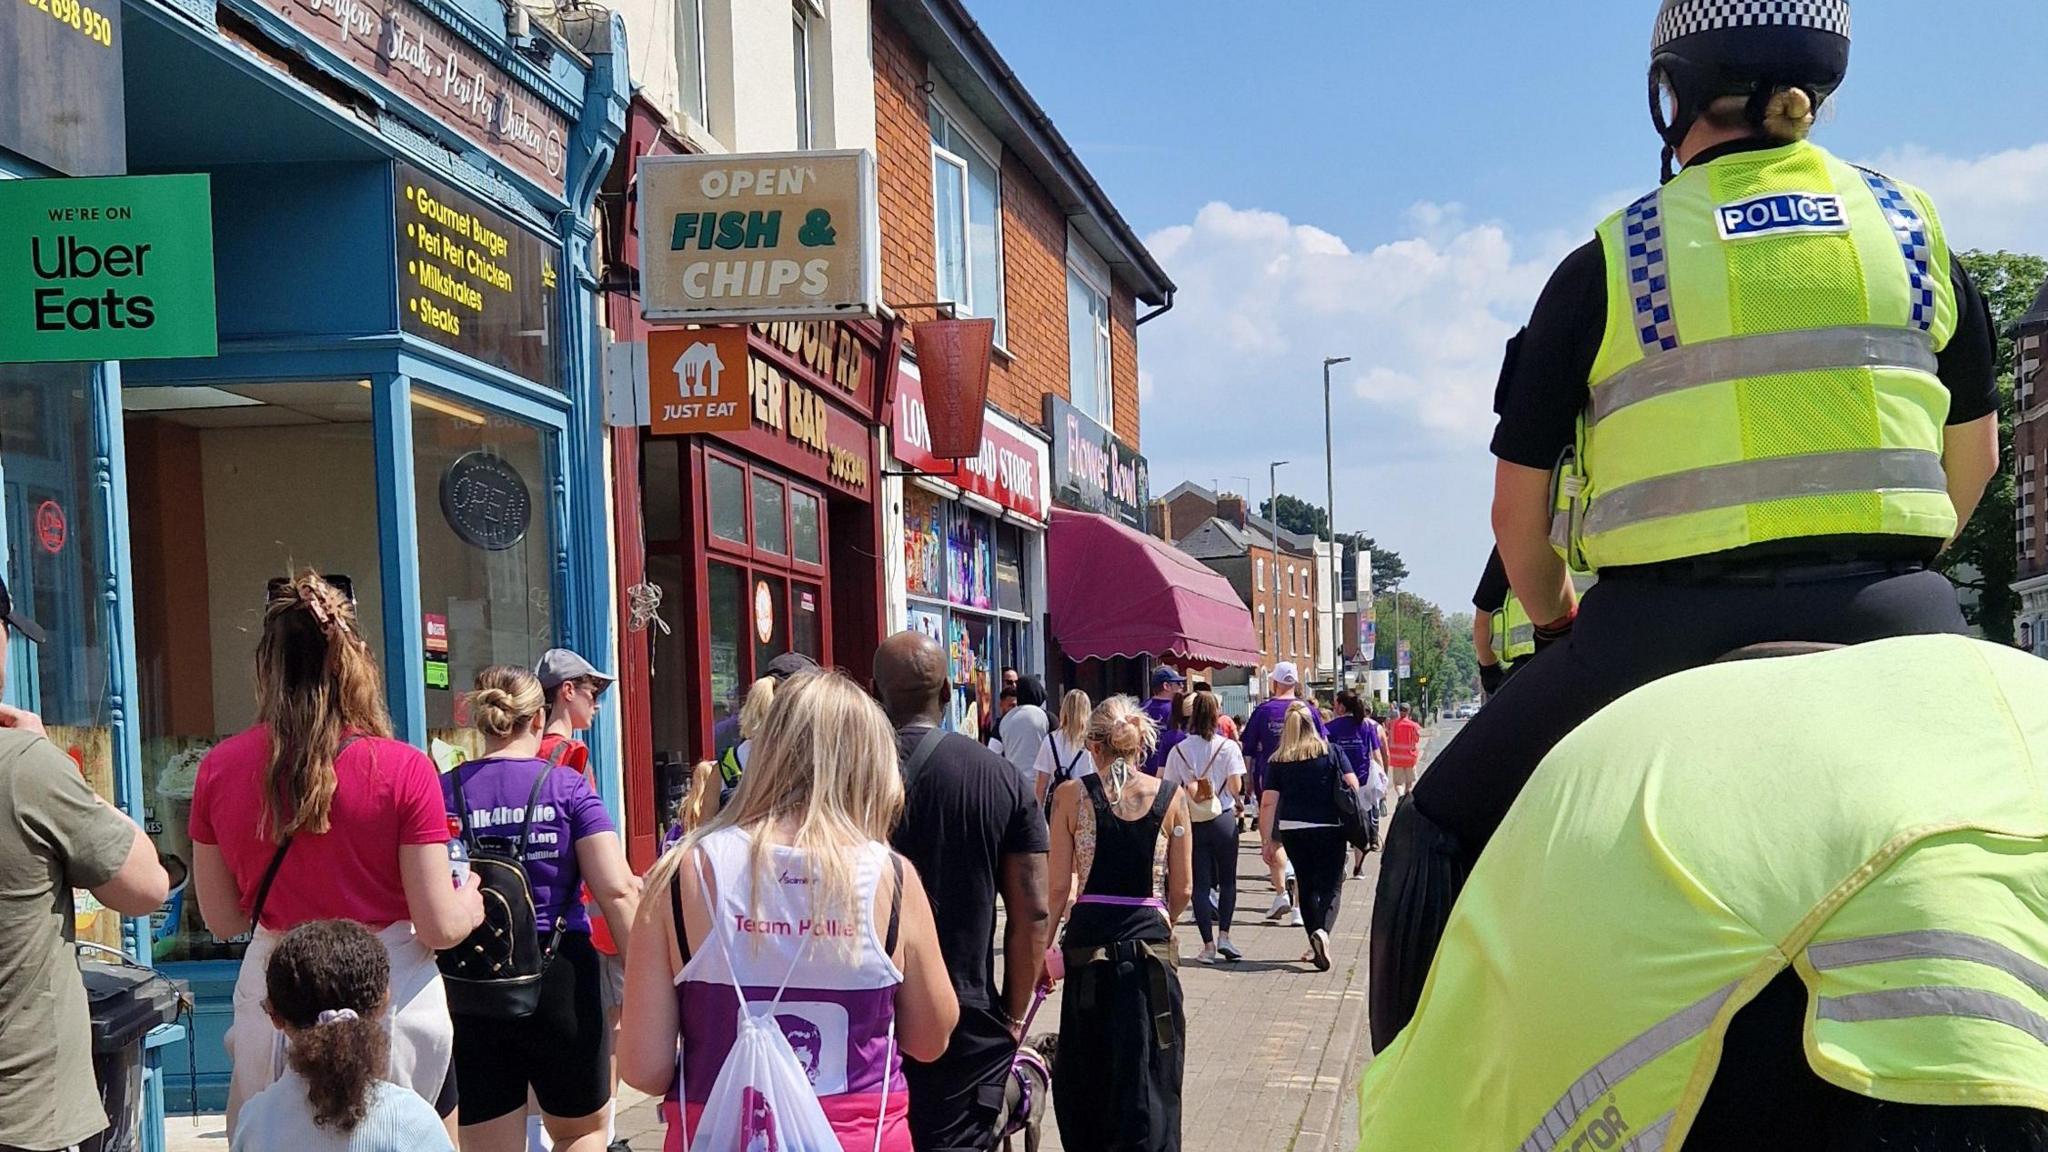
left=255, top=572, right=392, bottom=839
left=265, top=920, right=391, bottom=1132
left=1188, top=691, right=1221, bottom=740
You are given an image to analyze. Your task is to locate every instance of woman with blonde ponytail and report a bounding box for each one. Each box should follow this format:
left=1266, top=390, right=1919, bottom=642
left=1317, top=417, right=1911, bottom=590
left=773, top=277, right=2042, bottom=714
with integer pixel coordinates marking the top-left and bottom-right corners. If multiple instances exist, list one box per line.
left=618, top=669, right=957, bottom=1152
left=1041, top=696, right=1193, bottom=1150
left=191, top=572, right=483, bottom=1139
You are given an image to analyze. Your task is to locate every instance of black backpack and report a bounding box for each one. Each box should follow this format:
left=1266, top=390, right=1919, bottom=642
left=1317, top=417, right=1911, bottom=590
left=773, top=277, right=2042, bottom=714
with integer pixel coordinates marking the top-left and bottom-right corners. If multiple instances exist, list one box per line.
left=437, top=761, right=569, bottom=1018
left=1328, top=753, right=1374, bottom=852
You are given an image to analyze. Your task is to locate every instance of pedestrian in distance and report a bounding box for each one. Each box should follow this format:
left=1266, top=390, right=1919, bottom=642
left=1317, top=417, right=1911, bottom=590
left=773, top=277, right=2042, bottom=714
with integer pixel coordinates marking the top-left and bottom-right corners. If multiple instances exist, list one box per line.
left=441, top=666, right=640, bottom=1152
left=997, top=673, right=1052, bottom=794
left=874, top=631, right=1050, bottom=1152
left=710, top=651, right=817, bottom=759
left=231, top=919, right=454, bottom=1152
left=1373, top=0, right=1999, bottom=1054
left=1141, top=666, right=1187, bottom=775
left=0, top=575, right=171, bottom=1152
left=1327, top=691, right=1388, bottom=871
left=190, top=572, right=482, bottom=1140
left=1160, top=691, right=1247, bottom=963
left=713, top=673, right=778, bottom=814
left=1041, top=696, right=1193, bottom=1152
left=618, top=669, right=958, bottom=1152
left=1032, top=689, right=1095, bottom=813
left=1242, top=663, right=1324, bottom=925
left=1259, top=703, right=1361, bottom=972
left=1385, top=705, right=1423, bottom=803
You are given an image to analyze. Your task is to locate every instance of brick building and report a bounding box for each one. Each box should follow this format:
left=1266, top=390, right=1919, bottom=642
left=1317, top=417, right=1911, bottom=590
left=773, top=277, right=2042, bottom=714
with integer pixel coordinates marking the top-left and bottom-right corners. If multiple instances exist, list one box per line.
left=871, top=0, right=1198, bottom=717
left=1156, top=483, right=1321, bottom=709
left=2013, top=278, right=2048, bottom=655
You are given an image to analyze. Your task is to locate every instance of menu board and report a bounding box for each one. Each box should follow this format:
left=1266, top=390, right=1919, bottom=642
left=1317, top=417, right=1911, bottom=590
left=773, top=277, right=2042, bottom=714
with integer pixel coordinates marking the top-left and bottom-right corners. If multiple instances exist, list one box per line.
left=396, top=165, right=561, bottom=389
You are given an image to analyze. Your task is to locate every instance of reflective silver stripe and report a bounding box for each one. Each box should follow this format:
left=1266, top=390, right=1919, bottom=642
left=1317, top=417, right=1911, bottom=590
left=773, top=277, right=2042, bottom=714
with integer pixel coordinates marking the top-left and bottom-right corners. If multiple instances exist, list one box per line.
left=1809, top=930, right=2048, bottom=998
left=1509, top=625, right=1536, bottom=649
left=1620, top=1113, right=1674, bottom=1152
left=1590, top=326, right=1939, bottom=426
left=1817, top=986, right=2048, bottom=1046
left=1582, top=449, right=1947, bottom=539
left=1520, top=982, right=1738, bottom=1152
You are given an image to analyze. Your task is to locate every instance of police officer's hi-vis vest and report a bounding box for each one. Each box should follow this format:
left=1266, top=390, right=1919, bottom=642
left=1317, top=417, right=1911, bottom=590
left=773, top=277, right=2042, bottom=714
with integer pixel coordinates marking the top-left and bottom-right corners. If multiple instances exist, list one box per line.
left=1490, top=592, right=1535, bottom=666
left=1357, top=635, right=2048, bottom=1150
left=1552, top=141, right=1960, bottom=571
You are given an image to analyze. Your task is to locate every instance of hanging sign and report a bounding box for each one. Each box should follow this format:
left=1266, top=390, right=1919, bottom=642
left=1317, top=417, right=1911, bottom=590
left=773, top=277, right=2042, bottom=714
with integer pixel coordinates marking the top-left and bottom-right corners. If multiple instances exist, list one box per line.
left=892, top=368, right=1047, bottom=521
left=1, top=0, right=124, bottom=176
left=648, top=327, right=751, bottom=434
left=439, top=452, right=531, bottom=551
left=1398, top=641, right=1411, bottom=679
left=0, top=174, right=217, bottom=364
left=397, top=166, right=561, bottom=390
left=638, top=151, right=880, bottom=323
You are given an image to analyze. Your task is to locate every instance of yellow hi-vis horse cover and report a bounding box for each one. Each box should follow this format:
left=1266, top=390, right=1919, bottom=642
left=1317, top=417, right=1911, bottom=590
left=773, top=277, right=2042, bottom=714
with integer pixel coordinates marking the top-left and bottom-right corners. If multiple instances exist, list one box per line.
left=1359, top=635, right=2048, bottom=1150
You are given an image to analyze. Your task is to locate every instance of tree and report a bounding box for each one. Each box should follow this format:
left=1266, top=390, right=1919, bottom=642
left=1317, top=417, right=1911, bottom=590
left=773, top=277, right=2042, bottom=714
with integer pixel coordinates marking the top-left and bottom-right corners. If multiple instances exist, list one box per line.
left=1258, top=494, right=1411, bottom=593
left=1942, top=250, right=2047, bottom=642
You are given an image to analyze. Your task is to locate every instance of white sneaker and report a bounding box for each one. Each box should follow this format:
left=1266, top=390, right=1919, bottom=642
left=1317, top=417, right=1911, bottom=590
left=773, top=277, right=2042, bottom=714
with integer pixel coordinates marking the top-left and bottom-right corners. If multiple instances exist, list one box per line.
left=1264, top=894, right=1291, bottom=920
left=1196, top=945, right=1218, bottom=964
left=1287, top=908, right=1303, bottom=927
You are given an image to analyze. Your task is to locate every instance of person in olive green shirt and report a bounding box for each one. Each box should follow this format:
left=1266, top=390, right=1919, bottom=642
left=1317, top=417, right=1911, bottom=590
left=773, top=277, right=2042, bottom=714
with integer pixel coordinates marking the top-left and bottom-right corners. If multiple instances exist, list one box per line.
left=0, top=576, right=168, bottom=1152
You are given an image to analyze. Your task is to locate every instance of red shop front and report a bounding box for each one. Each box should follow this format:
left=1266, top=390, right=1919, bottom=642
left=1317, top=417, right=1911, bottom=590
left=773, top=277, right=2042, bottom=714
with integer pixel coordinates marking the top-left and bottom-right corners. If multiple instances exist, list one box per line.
left=627, top=320, right=887, bottom=858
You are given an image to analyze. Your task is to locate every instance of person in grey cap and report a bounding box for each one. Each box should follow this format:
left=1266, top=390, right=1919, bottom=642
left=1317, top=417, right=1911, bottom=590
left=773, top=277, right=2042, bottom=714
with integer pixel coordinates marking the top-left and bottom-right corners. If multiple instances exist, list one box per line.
left=0, top=574, right=170, bottom=1152
left=537, top=648, right=615, bottom=776
left=710, top=651, right=818, bottom=759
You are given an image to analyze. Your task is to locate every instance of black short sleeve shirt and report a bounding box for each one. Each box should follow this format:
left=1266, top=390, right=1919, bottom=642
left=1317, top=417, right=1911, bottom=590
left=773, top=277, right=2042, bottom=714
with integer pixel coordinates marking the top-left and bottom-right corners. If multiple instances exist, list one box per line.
left=1472, top=549, right=1510, bottom=614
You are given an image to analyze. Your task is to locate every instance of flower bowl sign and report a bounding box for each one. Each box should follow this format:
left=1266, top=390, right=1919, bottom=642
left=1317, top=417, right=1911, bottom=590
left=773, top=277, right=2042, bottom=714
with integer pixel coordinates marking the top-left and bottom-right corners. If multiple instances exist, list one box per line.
left=637, top=151, right=879, bottom=324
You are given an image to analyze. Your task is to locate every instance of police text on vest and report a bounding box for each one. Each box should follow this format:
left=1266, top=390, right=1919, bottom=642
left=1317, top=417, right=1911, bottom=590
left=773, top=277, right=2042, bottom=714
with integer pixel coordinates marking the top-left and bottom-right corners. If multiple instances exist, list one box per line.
left=1715, top=193, right=1849, bottom=240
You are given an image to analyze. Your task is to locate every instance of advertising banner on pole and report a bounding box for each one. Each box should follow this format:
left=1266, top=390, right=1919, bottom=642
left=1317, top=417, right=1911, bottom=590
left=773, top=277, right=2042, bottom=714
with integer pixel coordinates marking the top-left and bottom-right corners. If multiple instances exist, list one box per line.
left=1397, top=640, right=1411, bottom=679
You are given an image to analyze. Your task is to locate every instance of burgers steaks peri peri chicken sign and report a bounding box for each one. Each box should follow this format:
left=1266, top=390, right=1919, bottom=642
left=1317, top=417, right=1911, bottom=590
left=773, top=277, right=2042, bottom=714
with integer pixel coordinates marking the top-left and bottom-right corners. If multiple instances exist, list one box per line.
left=637, top=151, right=880, bottom=324
left=277, top=0, right=569, bottom=189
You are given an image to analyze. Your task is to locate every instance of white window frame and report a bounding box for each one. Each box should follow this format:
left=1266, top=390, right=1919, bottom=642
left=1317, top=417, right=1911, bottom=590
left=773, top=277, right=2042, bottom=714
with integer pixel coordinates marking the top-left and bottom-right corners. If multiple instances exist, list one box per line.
left=1256, top=557, right=1265, bottom=591
left=1067, top=230, right=1114, bottom=428
left=928, top=92, right=1007, bottom=346
left=673, top=0, right=708, bottom=129
left=791, top=4, right=815, bottom=150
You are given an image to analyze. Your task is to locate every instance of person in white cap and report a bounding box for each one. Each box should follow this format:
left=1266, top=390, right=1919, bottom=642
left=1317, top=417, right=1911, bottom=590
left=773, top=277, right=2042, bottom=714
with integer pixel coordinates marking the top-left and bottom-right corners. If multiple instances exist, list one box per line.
left=1239, top=663, right=1327, bottom=924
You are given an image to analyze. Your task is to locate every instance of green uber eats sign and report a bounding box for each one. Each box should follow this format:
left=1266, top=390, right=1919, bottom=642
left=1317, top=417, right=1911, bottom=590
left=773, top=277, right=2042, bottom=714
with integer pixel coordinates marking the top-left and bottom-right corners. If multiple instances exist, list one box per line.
left=0, top=174, right=217, bottom=363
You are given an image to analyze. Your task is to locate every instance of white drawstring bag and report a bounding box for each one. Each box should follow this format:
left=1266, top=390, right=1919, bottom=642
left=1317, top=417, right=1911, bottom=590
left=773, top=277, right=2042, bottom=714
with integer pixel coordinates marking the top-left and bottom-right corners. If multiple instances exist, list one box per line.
left=683, top=871, right=895, bottom=1152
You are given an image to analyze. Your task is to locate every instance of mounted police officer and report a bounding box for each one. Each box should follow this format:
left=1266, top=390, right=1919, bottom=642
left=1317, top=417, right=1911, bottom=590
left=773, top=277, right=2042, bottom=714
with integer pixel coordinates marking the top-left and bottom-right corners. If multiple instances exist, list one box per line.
left=1369, top=0, right=2003, bottom=1051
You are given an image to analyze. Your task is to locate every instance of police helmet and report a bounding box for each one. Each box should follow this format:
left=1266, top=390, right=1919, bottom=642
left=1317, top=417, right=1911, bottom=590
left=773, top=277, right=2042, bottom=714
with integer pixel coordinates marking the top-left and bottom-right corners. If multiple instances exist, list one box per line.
left=1649, top=0, right=1852, bottom=164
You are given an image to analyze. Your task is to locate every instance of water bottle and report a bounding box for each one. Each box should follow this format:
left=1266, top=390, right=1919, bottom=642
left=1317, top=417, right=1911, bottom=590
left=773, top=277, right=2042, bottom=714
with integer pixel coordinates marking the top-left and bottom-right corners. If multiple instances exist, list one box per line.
left=446, top=817, right=470, bottom=889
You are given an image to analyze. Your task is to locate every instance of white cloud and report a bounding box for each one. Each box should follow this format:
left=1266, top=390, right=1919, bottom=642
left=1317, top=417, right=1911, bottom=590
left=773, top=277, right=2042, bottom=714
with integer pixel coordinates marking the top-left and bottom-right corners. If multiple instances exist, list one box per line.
left=1137, top=201, right=1563, bottom=608
left=1868, top=142, right=2048, bottom=255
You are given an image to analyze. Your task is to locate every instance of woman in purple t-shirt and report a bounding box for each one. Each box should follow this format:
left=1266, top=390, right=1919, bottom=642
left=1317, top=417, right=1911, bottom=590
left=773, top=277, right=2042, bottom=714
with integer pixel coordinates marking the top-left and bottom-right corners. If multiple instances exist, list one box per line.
left=441, top=666, right=640, bottom=1152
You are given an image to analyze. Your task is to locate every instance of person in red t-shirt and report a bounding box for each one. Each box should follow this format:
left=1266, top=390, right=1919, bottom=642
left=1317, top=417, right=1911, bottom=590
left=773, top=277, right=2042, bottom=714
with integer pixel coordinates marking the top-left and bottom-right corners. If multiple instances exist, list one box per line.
left=1387, top=704, right=1425, bottom=801
left=189, top=572, right=483, bottom=1140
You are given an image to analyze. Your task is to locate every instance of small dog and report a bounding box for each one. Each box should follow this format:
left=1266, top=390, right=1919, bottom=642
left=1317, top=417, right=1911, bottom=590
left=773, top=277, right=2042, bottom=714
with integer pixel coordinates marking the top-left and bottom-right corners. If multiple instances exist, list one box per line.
left=1000, top=1031, right=1058, bottom=1152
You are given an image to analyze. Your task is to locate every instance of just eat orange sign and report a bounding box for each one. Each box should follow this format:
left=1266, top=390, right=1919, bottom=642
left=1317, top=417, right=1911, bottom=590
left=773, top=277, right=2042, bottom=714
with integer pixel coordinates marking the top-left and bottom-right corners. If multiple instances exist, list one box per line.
left=648, top=327, right=752, bottom=435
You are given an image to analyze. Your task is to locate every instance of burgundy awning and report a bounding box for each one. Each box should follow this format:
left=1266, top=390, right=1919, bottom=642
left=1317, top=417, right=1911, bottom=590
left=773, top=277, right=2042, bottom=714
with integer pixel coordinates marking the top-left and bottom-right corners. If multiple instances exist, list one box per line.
left=1047, top=509, right=1261, bottom=670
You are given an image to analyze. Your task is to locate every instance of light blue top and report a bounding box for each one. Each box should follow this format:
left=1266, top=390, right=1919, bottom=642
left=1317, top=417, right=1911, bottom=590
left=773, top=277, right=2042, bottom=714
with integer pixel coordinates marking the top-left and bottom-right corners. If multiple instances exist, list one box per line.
left=233, top=1074, right=451, bottom=1152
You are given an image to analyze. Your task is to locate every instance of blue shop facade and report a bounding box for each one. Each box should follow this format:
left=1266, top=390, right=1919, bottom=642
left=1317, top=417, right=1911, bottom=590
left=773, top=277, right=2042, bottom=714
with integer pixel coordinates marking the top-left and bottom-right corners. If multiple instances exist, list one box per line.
left=2, top=0, right=628, bottom=1129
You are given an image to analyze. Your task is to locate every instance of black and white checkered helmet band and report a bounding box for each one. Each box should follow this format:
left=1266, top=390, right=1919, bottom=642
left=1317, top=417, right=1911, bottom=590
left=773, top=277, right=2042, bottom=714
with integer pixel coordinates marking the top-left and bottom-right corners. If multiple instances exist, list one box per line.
left=1654, top=0, right=1852, bottom=52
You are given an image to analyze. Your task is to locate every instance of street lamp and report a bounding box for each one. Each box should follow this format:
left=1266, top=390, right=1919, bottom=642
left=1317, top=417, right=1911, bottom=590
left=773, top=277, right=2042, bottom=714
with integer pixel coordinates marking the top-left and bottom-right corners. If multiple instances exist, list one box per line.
left=1268, top=459, right=1288, bottom=698
left=1322, top=355, right=1350, bottom=692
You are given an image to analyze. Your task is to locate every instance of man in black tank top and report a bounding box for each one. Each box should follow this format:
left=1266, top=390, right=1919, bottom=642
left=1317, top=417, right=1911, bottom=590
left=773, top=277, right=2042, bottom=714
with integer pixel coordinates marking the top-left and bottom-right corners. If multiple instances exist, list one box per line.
left=875, top=632, right=1050, bottom=1151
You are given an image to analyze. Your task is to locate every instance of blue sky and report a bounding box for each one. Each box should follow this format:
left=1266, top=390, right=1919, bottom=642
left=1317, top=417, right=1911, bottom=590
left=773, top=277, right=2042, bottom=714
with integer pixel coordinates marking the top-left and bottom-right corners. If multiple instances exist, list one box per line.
left=974, top=1, right=2048, bottom=608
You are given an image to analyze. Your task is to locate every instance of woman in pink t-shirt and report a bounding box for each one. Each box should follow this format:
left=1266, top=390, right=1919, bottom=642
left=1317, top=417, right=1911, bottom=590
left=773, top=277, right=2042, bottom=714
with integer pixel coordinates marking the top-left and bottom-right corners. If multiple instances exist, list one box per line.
left=189, top=573, right=484, bottom=1140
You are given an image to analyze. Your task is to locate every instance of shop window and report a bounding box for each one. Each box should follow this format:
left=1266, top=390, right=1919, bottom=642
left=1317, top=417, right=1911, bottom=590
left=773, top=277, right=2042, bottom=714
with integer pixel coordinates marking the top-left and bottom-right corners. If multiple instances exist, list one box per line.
left=947, top=612, right=992, bottom=740
left=121, top=380, right=386, bottom=961
left=646, top=551, right=693, bottom=761
left=413, top=392, right=554, bottom=754
left=791, top=489, right=822, bottom=565
left=905, top=486, right=946, bottom=601
left=752, top=474, right=788, bottom=556
left=708, top=561, right=746, bottom=722
left=708, top=456, right=748, bottom=545
left=995, top=523, right=1025, bottom=615
left=929, top=102, right=1006, bottom=344
left=793, top=581, right=823, bottom=660
left=1067, top=234, right=1113, bottom=427
left=4, top=366, right=118, bottom=949
left=752, top=573, right=790, bottom=672
left=948, top=510, right=993, bottom=610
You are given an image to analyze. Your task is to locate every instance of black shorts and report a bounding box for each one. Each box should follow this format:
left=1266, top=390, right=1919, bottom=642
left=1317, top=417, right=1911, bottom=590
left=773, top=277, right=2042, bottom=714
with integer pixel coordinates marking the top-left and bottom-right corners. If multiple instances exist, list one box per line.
left=451, top=931, right=611, bottom=1124
left=903, top=1003, right=1017, bottom=1151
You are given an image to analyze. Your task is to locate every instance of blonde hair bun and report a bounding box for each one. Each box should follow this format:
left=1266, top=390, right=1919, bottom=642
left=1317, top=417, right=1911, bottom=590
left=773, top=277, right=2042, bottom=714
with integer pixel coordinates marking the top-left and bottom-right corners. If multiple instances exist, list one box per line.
left=468, top=667, right=546, bottom=739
